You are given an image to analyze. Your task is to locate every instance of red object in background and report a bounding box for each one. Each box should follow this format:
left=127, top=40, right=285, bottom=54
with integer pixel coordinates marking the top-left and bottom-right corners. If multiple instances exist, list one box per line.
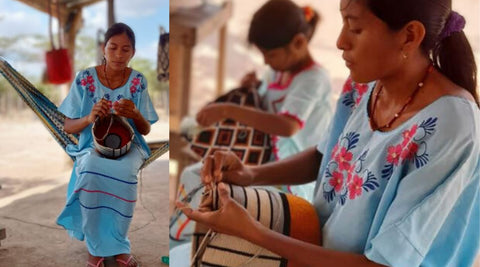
left=46, top=48, right=72, bottom=84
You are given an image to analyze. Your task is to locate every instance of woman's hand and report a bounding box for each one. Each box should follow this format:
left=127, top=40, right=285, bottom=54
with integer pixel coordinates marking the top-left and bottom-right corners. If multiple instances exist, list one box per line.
left=113, top=99, right=141, bottom=119
left=201, top=151, right=255, bottom=188
left=240, top=71, right=260, bottom=88
left=196, top=103, right=231, bottom=127
left=87, top=98, right=110, bottom=123
left=177, top=182, right=260, bottom=239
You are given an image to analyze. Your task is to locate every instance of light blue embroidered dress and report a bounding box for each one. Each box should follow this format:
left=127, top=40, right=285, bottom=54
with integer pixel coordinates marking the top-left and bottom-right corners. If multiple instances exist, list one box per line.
left=56, top=67, right=158, bottom=257
left=314, top=78, right=480, bottom=267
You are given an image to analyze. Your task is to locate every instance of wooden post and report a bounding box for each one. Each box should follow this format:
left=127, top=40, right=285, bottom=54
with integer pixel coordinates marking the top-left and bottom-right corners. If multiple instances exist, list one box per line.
left=0, top=226, right=6, bottom=246
left=107, top=0, right=115, bottom=27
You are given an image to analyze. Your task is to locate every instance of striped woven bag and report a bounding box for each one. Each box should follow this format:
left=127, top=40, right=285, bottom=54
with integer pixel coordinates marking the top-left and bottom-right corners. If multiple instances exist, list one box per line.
left=191, top=184, right=321, bottom=267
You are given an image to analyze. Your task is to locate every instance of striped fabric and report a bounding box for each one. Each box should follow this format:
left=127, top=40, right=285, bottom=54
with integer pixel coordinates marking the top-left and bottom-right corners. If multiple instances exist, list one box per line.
left=191, top=184, right=321, bottom=267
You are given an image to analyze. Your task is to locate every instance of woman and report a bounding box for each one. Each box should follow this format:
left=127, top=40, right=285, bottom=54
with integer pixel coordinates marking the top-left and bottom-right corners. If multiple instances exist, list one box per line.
left=179, top=0, right=480, bottom=266
left=57, top=23, right=158, bottom=267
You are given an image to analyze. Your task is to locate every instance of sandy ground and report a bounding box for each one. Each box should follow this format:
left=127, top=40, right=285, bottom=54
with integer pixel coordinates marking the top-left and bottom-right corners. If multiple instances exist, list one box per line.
left=0, top=111, right=169, bottom=267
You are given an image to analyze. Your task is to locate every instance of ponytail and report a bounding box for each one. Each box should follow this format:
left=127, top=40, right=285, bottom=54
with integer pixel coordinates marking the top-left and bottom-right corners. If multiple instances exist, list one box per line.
left=432, top=32, right=479, bottom=107
left=302, top=6, right=321, bottom=41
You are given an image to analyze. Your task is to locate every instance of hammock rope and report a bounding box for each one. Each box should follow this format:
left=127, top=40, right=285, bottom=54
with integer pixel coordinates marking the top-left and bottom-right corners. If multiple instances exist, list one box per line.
left=0, top=57, right=168, bottom=167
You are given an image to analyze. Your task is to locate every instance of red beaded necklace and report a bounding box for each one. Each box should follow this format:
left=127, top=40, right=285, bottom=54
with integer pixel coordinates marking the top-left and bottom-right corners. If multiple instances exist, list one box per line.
left=370, top=64, right=434, bottom=131
left=104, top=63, right=127, bottom=89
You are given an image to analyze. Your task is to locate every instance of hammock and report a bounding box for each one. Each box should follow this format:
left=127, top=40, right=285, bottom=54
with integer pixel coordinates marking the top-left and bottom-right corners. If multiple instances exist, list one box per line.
left=0, top=57, right=168, bottom=169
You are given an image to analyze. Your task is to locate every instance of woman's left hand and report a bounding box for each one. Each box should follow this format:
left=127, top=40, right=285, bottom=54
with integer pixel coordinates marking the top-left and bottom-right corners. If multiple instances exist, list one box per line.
left=176, top=182, right=259, bottom=239
left=113, top=99, right=140, bottom=119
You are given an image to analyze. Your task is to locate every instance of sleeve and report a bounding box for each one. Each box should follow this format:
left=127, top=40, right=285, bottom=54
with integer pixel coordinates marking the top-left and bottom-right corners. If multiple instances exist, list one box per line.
left=365, top=102, right=480, bottom=267
left=58, top=71, right=85, bottom=119
left=279, top=67, right=331, bottom=129
left=137, top=74, right=159, bottom=125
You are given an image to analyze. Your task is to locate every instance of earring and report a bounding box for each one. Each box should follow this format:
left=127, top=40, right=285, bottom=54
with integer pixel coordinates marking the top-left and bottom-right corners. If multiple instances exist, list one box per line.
left=102, top=56, right=106, bottom=65
left=402, top=53, right=408, bottom=59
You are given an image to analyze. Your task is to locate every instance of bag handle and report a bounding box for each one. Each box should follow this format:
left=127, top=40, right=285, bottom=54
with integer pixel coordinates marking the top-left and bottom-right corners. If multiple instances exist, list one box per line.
left=48, top=0, right=64, bottom=50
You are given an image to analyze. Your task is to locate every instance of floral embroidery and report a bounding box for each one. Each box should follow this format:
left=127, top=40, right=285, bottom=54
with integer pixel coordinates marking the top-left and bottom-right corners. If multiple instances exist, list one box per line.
left=76, top=70, right=96, bottom=98
left=386, top=144, right=402, bottom=165
left=341, top=77, right=369, bottom=108
left=348, top=175, right=363, bottom=199
left=335, top=147, right=353, bottom=171
left=329, top=171, right=344, bottom=193
left=323, top=132, right=380, bottom=204
left=381, top=117, right=437, bottom=180
left=129, top=73, right=146, bottom=99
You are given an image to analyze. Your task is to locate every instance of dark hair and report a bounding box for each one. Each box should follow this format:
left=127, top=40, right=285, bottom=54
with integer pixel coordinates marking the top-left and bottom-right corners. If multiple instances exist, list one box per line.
left=104, top=22, right=136, bottom=50
left=364, top=0, right=478, bottom=106
left=248, top=0, right=321, bottom=49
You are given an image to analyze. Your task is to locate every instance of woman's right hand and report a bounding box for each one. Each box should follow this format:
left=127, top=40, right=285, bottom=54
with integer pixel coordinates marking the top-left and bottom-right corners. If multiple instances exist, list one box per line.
left=87, top=98, right=110, bottom=123
left=201, top=151, right=254, bottom=187
left=240, top=71, right=260, bottom=88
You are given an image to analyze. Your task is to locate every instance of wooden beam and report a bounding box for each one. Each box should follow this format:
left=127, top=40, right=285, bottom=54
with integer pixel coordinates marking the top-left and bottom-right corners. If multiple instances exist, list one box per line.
left=14, top=0, right=68, bottom=19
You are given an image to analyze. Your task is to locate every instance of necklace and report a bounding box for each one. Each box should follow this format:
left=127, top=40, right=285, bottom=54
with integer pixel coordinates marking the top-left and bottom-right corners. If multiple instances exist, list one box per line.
left=369, top=64, right=433, bottom=131
left=104, top=64, right=126, bottom=89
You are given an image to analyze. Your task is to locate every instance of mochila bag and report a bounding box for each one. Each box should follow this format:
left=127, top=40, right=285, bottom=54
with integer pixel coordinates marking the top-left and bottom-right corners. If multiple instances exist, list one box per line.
left=45, top=0, right=72, bottom=84
left=191, top=184, right=322, bottom=267
left=189, top=86, right=272, bottom=166
left=92, top=114, right=134, bottom=159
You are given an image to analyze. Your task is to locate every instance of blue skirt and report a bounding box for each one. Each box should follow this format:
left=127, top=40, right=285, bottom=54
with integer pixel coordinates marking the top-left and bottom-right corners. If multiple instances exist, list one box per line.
left=57, top=144, right=145, bottom=257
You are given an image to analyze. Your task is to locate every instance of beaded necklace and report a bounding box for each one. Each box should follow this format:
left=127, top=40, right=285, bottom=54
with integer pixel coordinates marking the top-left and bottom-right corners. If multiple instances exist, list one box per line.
left=104, top=64, right=126, bottom=89
left=370, top=64, right=434, bottom=131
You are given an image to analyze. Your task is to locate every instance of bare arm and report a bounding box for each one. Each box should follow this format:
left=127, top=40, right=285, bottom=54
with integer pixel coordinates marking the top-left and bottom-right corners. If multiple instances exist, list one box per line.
left=64, top=98, right=110, bottom=134
left=250, top=146, right=322, bottom=186
left=246, top=220, right=385, bottom=267
left=196, top=103, right=301, bottom=136
left=202, top=147, right=321, bottom=187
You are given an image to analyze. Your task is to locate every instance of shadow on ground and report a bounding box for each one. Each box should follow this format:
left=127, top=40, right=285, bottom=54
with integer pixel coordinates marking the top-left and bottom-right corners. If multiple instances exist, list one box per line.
left=0, top=157, right=169, bottom=267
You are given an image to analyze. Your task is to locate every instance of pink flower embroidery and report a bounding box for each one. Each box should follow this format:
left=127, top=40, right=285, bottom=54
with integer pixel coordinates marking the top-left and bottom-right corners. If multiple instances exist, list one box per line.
left=342, top=78, right=353, bottom=93
left=130, top=86, right=137, bottom=93
left=86, top=75, right=94, bottom=84
left=355, top=83, right=369, bottom=104
left=401, top=142, right=419, bottom=160
left=402, top=124, right=418, bottom=146
left=335, top=147, right=353, bottom=171
left=132, top=77, right=141, bottom=86
left=346, top=164, right=356, bottom=183
left=81, top=79, right=87, bottom=86
left=88, top=84, right=95, bottom=92
left=331, top=144, right=339, bottom=159
left=329, top=171, right=344, bottom=192
left=386, top=144, right=402, bottom=165
left=348, top=175, right=363, bottom=199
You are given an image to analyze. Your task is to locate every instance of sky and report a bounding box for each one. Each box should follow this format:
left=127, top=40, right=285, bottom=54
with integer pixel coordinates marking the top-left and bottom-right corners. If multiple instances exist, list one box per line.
left=0, top=0, right=169, bottom=75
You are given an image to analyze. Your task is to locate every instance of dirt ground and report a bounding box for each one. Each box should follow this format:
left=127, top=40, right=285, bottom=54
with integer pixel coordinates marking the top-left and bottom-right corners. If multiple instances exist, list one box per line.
left=0, top=112, right=169, bottom=267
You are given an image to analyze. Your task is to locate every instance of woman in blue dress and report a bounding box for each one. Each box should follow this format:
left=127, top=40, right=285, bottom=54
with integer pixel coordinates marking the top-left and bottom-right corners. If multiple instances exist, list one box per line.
left=57, top=23, right=158, bottom=267
left=178, top=0, right=480, bottom=266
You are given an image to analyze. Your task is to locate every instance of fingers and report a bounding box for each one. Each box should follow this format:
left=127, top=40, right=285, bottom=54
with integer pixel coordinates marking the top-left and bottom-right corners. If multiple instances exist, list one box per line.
left=217, top=182, right=231, bottom=206
left=201, top=155, right=214, bottom=185
left=213, top=152, right=225, bottom=182
left=175, top=201, right=212, bottom=223
left=113, top=99, right=137, bottom=118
